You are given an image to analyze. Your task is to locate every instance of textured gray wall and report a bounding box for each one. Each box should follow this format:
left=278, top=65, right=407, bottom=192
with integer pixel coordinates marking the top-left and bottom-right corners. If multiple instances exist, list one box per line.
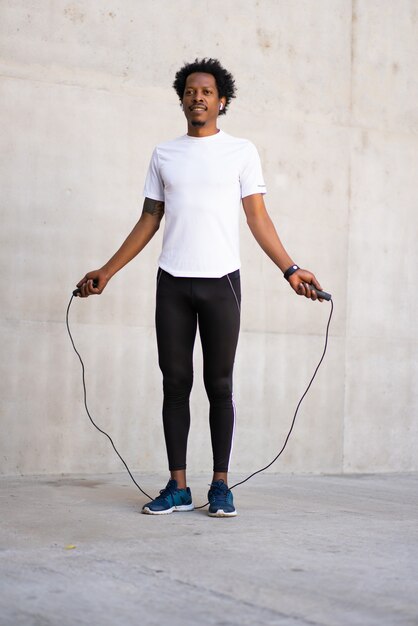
left=1, top=1, right=417, bottom=476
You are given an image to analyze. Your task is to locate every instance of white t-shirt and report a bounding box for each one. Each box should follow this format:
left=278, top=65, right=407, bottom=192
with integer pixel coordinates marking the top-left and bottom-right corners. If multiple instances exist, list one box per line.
left=143, top=129, right=266, bottom=277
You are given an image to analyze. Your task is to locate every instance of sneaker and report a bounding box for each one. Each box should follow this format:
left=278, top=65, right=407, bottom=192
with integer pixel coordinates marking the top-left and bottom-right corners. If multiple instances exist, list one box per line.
left=207, top=479, right=237, bottom=517
left=142, top=479, right=194, bottom=515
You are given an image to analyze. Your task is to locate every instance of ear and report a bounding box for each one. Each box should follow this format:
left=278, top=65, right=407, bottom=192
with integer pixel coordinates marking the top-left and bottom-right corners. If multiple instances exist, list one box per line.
left=219, top=97, right=227, bottom=111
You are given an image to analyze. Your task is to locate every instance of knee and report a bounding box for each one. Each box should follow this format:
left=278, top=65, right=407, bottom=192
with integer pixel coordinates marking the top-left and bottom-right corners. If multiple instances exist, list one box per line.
left=163, top=374, right=193, bottom=402
left=204, top=375, right=233, bottom=403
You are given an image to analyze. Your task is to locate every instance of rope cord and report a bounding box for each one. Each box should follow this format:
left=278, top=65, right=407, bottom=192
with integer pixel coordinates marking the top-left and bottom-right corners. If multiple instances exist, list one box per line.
left=66, top=295, right=333, bottom=509
left=66, top=296, right=152, bottom=501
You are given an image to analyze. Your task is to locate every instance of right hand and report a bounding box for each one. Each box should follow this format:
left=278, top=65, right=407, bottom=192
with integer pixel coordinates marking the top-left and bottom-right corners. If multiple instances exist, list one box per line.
left=75, top=269, right=109, bottom=297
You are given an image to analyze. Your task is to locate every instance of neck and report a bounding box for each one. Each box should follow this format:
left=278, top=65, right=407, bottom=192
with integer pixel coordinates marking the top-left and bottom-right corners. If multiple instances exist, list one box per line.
left=187, top=122, right=220, bottom=138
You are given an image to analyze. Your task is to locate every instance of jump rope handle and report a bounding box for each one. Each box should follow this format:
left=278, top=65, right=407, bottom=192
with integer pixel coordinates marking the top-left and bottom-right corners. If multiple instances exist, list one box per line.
left=307, top=284, right=332, bottom=301
left=73, top=279, right=99, bottom=297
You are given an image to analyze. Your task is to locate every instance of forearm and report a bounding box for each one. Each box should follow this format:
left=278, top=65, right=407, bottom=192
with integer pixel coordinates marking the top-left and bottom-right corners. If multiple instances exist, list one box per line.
left=76, top=198, right=164, bottom=298
left=242, top=194, right=323, bottom=300
left=246, top=212, right=294, bottom=272
left=101, top=213, right=160, bottom=279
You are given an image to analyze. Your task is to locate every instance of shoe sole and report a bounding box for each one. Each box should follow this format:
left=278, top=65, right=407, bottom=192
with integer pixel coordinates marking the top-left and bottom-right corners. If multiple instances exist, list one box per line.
left=142, top=503, right=194, bottom=515
left=208, top=509, right=237, bottom=517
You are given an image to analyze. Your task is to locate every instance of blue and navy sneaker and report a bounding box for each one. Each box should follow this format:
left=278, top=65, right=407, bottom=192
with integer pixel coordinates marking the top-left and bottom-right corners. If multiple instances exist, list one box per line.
left=207, top=479, right=237, bottom=517
left=142, top=479, right=194, bottom=515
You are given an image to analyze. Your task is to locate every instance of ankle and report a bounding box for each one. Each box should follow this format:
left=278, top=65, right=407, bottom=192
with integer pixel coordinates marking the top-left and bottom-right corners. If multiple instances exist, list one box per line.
left=170, top=470, right=187, bottom=490
left=212, top=472, right=228, bottom=487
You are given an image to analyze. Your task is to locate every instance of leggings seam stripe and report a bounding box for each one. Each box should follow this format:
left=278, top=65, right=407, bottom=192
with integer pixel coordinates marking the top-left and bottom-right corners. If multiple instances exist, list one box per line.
left=227, top=393, right=237, bottom=472
left=157, top=268, right=163, bottom=289
left=226, top=275, right=241, bottom=313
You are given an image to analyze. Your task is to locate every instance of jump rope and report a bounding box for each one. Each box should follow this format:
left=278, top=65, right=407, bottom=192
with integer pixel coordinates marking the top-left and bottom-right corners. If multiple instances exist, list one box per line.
left=66, top=282, right=333, bottom=509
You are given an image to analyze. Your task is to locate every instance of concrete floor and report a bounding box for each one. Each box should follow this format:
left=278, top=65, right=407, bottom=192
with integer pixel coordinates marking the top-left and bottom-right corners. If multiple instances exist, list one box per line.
left=0, top=472, right=417, bottom=626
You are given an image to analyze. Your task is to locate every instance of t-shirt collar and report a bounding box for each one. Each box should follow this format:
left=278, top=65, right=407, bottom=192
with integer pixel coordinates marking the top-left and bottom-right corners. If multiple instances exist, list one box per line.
left=184, top=129, right=224, bottom=141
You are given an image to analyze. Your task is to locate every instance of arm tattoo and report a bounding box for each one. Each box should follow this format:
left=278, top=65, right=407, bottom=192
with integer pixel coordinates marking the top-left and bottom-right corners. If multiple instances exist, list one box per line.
left=142, top=198, right=165, bottom=221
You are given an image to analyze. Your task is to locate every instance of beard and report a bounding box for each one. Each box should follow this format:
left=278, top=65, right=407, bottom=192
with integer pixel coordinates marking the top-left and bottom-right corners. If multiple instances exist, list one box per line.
left=191, top=120, right=205, bottom=127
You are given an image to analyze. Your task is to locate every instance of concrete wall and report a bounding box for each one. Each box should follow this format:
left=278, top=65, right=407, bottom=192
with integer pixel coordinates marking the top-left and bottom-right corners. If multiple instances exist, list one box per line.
left=1, top=0, right=417, bottom=477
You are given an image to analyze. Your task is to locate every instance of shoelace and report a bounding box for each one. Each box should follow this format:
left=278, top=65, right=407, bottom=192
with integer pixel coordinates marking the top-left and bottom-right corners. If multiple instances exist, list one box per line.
left=209, top=486, right=229, bottom=502
left=154, top=484, right=177, bottom=503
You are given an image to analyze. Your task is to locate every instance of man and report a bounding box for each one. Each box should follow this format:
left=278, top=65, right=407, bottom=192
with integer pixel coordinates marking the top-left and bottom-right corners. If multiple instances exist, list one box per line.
left=76, top=58, right=323, bottom=518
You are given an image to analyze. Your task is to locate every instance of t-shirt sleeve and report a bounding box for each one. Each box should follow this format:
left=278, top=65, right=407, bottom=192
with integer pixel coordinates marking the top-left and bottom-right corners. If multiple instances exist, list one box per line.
left=240, top=142, right=267, bottom=198
left=143, top=148, right=165, bottom=201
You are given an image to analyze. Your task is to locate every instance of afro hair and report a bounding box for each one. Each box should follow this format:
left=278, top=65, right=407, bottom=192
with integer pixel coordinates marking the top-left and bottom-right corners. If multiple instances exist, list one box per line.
left=173, top=58, right=236, bottom=115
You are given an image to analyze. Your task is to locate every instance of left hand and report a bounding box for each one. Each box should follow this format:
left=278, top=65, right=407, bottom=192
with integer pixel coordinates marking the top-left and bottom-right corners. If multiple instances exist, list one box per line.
left=288, top=269, right=323, bottom=302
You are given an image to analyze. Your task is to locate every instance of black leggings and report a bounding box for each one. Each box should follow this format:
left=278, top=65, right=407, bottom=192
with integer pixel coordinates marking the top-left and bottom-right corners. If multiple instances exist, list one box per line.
left=155, top=268, right=241, bottom=472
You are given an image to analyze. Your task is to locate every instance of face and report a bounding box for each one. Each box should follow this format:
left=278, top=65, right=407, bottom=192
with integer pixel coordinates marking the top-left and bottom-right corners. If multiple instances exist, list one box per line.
left=182, top=72, right=225, bottom=128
